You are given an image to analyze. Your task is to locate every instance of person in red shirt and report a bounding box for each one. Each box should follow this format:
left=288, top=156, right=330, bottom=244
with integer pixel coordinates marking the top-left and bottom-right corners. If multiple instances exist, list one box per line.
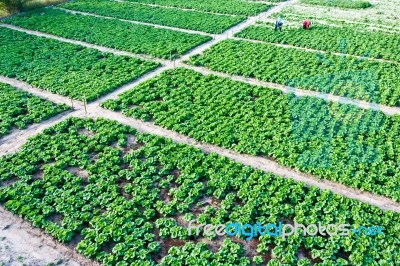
left=303, top=20, right=312, bottom=30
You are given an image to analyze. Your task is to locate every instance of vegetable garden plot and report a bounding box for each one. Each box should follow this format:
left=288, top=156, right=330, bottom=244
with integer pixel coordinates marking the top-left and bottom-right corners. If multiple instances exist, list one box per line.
left=0, top=83, right=69, bottom=138
left=236, top=22, right=400, bottom=62
left=0, top=117, right=399, bottom=265
left=60, top=0, right=247, bottom=34
left=102, top=68, right=400, bottom=201
left=0, top=27, right=159, bottom=101
left=188, top=39, right=400, bottom=106
left=123, top=0, right=270, bottom=16
left=301, top=0, right=372, bottom=9
left=3, top=8, right=211, bottom=59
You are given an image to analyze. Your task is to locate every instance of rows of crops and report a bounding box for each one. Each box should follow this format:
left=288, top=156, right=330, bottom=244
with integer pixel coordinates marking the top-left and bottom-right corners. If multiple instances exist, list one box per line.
left=236, top=22, right=400, bottom=62
left=0, top=117, right=398, bottom=265
left=4, top=8, right=211, bottom=59
left=0, top=83, right=69, bottom=138
left=123, top=0, right=271, bottom=16
left=102, top=67, right=400, bottom=201
left=188, top=39, right=400, bottom=106
left=0, top=27, right=159, bottom=101
left=1, top=0, right=400, bottom=265
left=301, top=0, right=372, bottom=9
left=60, top=0, right=247, bottom=34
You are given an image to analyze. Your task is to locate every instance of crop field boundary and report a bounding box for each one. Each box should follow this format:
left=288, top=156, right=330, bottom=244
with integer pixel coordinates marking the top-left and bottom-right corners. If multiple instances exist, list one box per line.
left=1, top=84, right=400, bottom=213
left=92, top=106, right=400, bottom=214
left=55, top=7, right=216, bottom=37
left=3, top=21, right=398, bottom=115
left=113, top=0, right=246, bottom=17
left=0, top=24, right=168, bottom=65
left=0, top=76, right=81, bottom=108
left=0, top=110, right=80, bottom=156
left=180, top=64, right=400, bottom=116
left=179, top=0, right=298, bottom=61
left=232, top=36, right=400, bottom=65
left=2, top=0, right=400, bottom=228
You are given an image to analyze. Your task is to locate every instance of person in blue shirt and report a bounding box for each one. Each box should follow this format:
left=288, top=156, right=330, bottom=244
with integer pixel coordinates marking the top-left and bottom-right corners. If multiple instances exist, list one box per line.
left=275, top=17, right=284, bottom=31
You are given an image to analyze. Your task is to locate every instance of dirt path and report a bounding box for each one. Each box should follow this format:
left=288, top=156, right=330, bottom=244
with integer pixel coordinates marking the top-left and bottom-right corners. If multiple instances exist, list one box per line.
left=56, top=7, right=216, bottom=37
left=179, top=0, right=298, bottom=61
left=0, top=206, right=98, bottom=266
left=96, top=65, right=174, bottom=102
left=0, top=110, right=81, bottom=157
left=0, top=76, right=79, bottom=108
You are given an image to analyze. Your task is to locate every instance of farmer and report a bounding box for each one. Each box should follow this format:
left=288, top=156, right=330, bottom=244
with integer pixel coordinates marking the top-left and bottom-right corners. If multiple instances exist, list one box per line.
left=303, top=19, right=312, bottom=30
left=274, top=17, right=284, bottom=31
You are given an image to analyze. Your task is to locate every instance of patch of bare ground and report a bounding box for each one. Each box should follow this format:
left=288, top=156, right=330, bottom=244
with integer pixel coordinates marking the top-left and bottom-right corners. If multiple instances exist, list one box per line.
left=152, top=227, right=186, bottom=263
left=0, top=205, right=98, bottom=265
left=101, top=240, right=117, bottom=254
left=198, top=236, right=225, bottom=253
left=160, top=188, right=173, bottom=203
left=66, top=166, right=90, bottom=185
left=89, top=153, right=100, bottom=164
left=47, top=213, right=63, bottom=225
left=0, top=176, right=18, bottom=188
left=336, top=248, right=350, bottom=261
left=67, top=233, right=85, bottom=249
left=32, top=162, right=55, bottom=180
left=119, top=134, right=145, bottom=154
left=33, top=170, right=44, bottom=180
left=78, top=128, right=96, bottom=138
left=298, top=247, right=323, bottom=264
left=170, top=169, right=181, bottom=178
left=175, top=214, right=189, bottom=227
left=117, top=179, right=132, bottom=200
left=158, top=171, right=180, bottom=203
left=234, top=237, right=272, bottom=262
left=190, top=195, right=222, bottom=216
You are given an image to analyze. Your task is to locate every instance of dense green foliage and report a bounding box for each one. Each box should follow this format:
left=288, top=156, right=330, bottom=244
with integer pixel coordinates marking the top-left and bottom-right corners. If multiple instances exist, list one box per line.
left=1, top=0, right=28, bottom=13
left=236, top=22, right=400, bottom=62
left=60, top=0, right=246, bottom=34
left=0, top=27, right=158, bottom=101
left=124, top=0, right=271, bottom=16
left=0, top=117, right=399, bottom=265
left=103, top=68, right=400, bottom=201
left=4, top=8, right=211, bottom=59
left=0, top=83, right=69, bottom=137
left=188, top=39, right=400, bottom=106
left=301, top=0, right=372, bottom=9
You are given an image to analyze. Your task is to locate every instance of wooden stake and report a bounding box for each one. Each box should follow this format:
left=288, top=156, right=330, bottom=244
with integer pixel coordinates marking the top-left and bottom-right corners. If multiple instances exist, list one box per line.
left=84, top=98, right=87, bottom=114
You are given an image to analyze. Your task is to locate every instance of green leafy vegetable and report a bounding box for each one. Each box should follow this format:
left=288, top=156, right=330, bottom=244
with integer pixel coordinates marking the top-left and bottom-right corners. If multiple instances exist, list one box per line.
left=60, top=0, right=247, bottom=34
left=0, top=83, right=69, bottom=137
left=188, top=39, right=400, bottom=106
left=0, top=117, right=398, bottom=265
left=0, top=27, right=159, bottom=101
left=4, top=8, right=212, bottom=59
left=103, top=68, right=400, bottom=201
